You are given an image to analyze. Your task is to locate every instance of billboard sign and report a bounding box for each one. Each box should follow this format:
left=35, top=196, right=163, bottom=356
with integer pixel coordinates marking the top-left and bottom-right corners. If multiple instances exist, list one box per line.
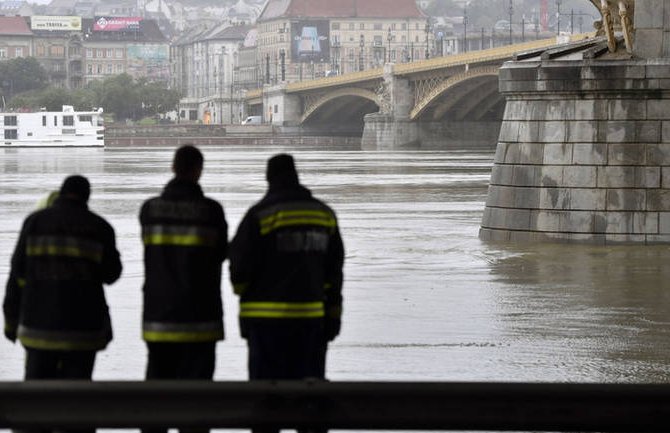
left=31, top=16, right=82, bottom=31
left=291, top=20, right=330, bottom=62
left=127, top=44, right=169, bottom=81
left=94, top=16, right=141, bottom=32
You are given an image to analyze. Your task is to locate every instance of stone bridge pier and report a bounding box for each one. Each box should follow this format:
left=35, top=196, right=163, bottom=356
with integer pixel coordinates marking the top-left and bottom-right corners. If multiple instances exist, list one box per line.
left=479, top=0, right=670, bottom=244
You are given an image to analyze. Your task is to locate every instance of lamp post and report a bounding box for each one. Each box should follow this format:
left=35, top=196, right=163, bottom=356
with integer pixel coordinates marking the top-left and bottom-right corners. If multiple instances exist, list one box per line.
left=508, top=0, right=514, bottom=44
left=556, top=0, right=561, bottom=35
left=265, top=53, right=270, bottom=84
left=359, top=34, right=364, bottom=71
left=279, top=48, right=285, bottom=81
left=463, top=6, right=468, bottom=53
left=424, top=21, right=430, bottom=59
left=387, top=27, right=392, bottom=63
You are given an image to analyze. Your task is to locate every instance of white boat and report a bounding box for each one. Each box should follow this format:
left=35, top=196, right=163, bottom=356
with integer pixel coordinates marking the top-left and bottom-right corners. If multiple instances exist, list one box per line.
left=1, top=105, right=104, bottom=147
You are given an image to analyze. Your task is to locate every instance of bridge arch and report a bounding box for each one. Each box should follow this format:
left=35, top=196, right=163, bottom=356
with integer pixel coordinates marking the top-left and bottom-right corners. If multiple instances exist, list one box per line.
left=410, top=66, right=500, bottom=121
left=301, top=87, right=380, bottom=124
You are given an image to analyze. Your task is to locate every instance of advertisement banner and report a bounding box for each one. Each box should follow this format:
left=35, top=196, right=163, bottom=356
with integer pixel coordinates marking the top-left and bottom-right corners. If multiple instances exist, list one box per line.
left=31, top=16, right=82, bottom=31
left=94, top=16, right=141, bottom=32
left=127, top=44, right=169, bottom=81
left=290, top=20, right=330, bottom=63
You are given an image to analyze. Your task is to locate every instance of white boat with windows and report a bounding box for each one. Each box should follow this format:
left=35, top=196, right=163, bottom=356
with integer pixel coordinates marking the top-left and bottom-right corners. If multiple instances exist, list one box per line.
left=1, top=105, right=104, bottom=147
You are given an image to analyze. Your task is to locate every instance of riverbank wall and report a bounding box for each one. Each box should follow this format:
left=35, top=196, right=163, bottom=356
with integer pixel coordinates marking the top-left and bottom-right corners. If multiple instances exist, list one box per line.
left=104, top=124, right=361, bottom=147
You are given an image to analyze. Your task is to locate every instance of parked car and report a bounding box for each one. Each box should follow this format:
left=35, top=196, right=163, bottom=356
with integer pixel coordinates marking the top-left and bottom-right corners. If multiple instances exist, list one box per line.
left=242, top=115, right=262, bottom=125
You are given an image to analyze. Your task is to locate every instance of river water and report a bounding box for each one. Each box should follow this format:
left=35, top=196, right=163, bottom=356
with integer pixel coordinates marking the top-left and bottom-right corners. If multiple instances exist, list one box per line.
left=1, top=144, right=670, bottom=387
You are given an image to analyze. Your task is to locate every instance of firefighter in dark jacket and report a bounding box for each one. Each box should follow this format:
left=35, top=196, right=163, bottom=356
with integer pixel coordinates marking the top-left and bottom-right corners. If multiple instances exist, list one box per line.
left=230, top=153, right=344, bottom=382
left=3, top=175, right=122, bottom=381
left=140, top=145, right=227, bottom=433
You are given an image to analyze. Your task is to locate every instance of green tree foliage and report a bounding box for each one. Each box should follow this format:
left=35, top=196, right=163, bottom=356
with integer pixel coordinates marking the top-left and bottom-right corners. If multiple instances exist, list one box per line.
left=0, top=57, right=49, bottom=102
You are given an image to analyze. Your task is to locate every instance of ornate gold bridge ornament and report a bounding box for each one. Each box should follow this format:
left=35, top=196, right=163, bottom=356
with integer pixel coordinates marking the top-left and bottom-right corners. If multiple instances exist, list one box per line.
left=592, top=0, right=634, bottom=53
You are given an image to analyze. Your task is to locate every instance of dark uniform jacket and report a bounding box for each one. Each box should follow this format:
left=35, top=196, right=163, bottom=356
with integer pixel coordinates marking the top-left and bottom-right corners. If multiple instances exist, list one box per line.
left=3, top=196, right=122, bottom=351
left=229, top=183, right=344, bottom=340
left=140, top=178, right=228, bottom=343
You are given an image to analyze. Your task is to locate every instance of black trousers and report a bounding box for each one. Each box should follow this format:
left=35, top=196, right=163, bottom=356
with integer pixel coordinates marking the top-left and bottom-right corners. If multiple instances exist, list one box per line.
left=143, top=342, right=216, bottom=433
left=19, top=348, right=97, bottom=433
left=247, top=321, right=328, bottom=433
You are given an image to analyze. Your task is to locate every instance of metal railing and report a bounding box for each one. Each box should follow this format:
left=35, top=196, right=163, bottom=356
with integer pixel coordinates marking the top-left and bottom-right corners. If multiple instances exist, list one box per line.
left=0, top=381, right=668, bottom=431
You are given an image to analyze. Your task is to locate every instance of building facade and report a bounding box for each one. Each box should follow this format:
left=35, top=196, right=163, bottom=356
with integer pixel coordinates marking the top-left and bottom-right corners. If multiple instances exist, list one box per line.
left=255, top=0, right=431, bottom=83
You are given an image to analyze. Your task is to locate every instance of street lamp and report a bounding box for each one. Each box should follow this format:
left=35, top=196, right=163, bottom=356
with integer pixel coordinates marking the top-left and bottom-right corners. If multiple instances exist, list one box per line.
left=463, top=6, right=468, bottom=53
left=387, top=27, right=392, bottom=63
left=424, top=21, right=430, bottom=59
left=556, top=0, right=561, bottom=35
left=508, top=0, right=514, bottom=44
left=359, top=34, right=364, bottom=71
left=279, top=48, right=286, bottom=81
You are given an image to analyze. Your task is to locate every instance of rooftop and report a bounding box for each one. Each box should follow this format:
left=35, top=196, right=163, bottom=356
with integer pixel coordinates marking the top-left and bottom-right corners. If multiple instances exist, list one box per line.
left=259, top=0, right=426, bottom=22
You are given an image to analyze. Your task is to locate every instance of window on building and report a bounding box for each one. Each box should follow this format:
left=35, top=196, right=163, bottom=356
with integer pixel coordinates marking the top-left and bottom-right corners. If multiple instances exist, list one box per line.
left=87, top=64, right=93, bottom=74
left=36, top=45, right=45, bottom=56
left=332, top=22, right=340, bottom=30
left=0, top=48, right=5, bottom=58
left=392, top=23, right=397, bottom=30
left=50, top=45, right=64, bottom=56
left=15, top=47, right=23, bottom=57
left=374, top=35, right=383, bottom=46
left=4, top=116, right=17, bottom=126
left=96, top=49, right=102, bottom=58
left=359, top=23, right=365, bottom=30
left=116, top=48, right=123, bottom=58
left=348, top=23, right=354, bottom=30
left=402, top=23, right=407, bottom=30
left=97, top=64, right=102, bottom=74
left=107, top=63, right=113, bottom=74
left=416, top=23, right=420, bottom=30
left=117, top=64, right=124, bottom=73
left=374, top=23, right=382, bottom=30
left=106, top=49, right=113, bottom=58
left=63, top=115, right=74, bottom=126
left=4, top=129, right=17, bottom=140
left=86, top=48, right=93, bottom=58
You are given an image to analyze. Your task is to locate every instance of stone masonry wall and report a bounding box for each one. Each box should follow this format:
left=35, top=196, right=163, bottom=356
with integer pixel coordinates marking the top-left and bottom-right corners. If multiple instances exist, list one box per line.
left=480, top=59, right=670, bottom=243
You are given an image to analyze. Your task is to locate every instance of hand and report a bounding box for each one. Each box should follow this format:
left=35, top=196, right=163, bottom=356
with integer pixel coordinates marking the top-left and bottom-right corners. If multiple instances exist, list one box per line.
left=324, top=318, right=340, bottom=341
left=4, top=328, right=16, bottom=343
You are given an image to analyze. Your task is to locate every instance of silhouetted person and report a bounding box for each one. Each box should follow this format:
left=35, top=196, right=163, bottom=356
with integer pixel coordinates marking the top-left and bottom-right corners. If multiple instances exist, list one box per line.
left=229, top=153, right=344, bottom=432
left=3, top=175, right=122, bottom=432
left=139, top=145, right=227, bottom=433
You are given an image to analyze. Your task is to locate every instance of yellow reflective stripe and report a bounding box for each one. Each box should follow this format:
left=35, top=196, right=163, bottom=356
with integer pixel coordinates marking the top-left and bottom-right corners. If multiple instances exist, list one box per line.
left=143, top=330, right=224, bottom=342
left=143, top=224, right=218, bottom=247
left=259, top=210, right=335, bottom=235
left=240, top=301, right=325, bottom=318
left=143, top=233, right=211, bottom=246
left=27, top=236, right=103, bottom=263
left=18, top=335, right=106, bottom=351
left=327, top=305, right=342, bottom=318
left=26, top=245, right=102, bottom=263
left=233, top=282, right=248, bottom=295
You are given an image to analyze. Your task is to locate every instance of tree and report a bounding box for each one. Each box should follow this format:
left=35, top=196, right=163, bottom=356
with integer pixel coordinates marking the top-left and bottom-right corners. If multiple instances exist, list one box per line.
left=0, top=57, right=48, bottom=102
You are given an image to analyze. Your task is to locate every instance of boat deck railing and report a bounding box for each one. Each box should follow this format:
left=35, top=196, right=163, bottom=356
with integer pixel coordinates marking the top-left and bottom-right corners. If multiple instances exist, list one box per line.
left=0, top=381, right=667, bottom=431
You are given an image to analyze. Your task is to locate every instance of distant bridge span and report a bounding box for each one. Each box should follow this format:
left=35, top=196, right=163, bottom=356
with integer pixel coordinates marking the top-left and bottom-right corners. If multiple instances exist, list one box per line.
left=245, top=34, right=593, bottom=148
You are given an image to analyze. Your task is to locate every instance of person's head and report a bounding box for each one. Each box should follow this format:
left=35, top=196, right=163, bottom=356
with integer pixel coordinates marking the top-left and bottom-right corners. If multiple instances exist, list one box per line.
left=59, top=175, right=90, bottom=203
left=266, top=153, right=299, bottom=188
left=172, top=145, right=203, bottom=182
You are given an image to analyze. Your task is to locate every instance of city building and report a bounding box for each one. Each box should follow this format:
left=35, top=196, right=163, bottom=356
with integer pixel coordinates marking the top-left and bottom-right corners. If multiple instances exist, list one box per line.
left=0, top=16, right=32, bottom=60
left=255, top=0, right=431, bottom=82
left=171, top=22, right=251, bottom=123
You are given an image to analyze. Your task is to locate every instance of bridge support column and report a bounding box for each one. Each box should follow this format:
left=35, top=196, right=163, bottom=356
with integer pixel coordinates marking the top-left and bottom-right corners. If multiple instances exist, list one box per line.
left=264, top=85, right=301, bottom=125
left=361, top=64, right=419, bottom=149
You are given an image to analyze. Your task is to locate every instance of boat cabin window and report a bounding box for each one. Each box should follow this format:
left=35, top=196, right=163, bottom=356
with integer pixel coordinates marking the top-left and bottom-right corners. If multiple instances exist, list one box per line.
left=63, top=115, right=74, bottom=126
left=54, top=116, right=58, bottom=126
left=4, top=129, right=17, bottom=140
left=42, top=115, right=46, bottom=126
left=78, top=115, right=92, bottom=123
left=4, top=116, right=17, bottom=126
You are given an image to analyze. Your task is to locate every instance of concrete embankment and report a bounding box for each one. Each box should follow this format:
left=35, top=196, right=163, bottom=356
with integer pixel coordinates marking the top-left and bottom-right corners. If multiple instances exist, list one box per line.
left=104, top=124, right=361, bottom=147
